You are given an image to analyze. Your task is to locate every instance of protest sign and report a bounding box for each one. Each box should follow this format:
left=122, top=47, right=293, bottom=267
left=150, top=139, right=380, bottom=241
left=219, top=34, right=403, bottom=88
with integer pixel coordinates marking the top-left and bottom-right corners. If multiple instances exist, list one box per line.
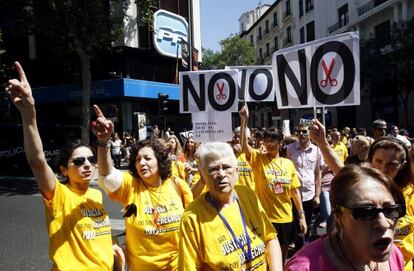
left=192, top=111, right=233, bottom=142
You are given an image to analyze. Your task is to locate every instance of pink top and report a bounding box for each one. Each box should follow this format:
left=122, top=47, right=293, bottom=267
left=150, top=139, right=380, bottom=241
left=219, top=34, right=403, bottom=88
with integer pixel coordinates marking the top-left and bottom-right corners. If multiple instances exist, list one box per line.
left=284, top=237, right=404, bottom=271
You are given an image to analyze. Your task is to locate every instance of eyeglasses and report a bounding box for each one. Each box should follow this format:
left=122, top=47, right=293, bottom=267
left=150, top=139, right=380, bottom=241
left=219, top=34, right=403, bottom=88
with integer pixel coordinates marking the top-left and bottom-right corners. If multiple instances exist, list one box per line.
left=69, top=156, right=97, bottom=166
left=337, top=204, right=405, bottom=221
left=298, top=130, right=308, bottom=135
left=207, top=166, right=234, bottom=176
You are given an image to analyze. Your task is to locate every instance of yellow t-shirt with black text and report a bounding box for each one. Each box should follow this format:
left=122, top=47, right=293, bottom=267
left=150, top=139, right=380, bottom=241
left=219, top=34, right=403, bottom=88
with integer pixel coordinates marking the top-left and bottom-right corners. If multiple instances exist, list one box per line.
left=109, top=172, right=193, bottom=271
left=178, top=185, right=277, bottom=271
left=44, top=180, right=113, bottom=271
left=249, top=150, right=300, bottom=223
left=235, top=152, right=256, bottom=192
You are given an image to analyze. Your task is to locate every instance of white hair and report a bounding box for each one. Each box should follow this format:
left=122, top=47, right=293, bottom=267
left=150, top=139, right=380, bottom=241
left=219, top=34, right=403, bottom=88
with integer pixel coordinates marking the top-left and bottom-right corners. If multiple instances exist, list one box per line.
left=233, top=126, right=251, bottom=138
left=197, top=142, right=237, bottom=169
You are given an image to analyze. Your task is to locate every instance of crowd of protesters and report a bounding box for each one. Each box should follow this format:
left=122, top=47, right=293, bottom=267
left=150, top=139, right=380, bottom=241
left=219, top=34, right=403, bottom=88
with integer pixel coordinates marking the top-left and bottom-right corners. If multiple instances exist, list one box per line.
left=5, top=61, right=414, bottom=270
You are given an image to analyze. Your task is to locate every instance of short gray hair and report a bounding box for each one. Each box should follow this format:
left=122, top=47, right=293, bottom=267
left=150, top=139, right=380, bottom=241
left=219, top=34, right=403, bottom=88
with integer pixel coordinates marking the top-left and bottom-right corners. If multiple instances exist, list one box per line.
left=197, top=142, right=237, bottom=169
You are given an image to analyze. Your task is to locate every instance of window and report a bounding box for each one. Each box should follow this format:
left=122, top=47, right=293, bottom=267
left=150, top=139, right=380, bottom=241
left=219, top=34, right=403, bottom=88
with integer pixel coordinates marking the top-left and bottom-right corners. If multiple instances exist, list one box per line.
left=273, top=12, right=278, bottom=27
left=266, top=43, right=270, bottom=56
left=257, top=27, right=262, bottom=40
left=250, top=35, right=253, bottom=44
left=338, top=4, right=349, bottom=27
left=299, top=0, right=304, bottom=17
left=259, top=48, right=263, bottom=60
left=285, top=0, right=291, bottom=16
left=265, top=20, right=269, bottom=33
left=287, top=26, right=292, bottom=42
left=300, top=27, right=305, bottom=43
left=375, top=21, right=391, bottom=48
left=305, top=0, right=314, bottom=12
left=274, top=36, right=279, bottom=51
left=306, top=21, right=315, bottom=41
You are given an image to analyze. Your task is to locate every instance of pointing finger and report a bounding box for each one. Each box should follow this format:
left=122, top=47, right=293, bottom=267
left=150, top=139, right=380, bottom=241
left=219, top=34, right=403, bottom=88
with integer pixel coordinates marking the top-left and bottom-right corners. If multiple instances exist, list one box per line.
left=14, top=61, right=28, bottom=83
left=93, top=104, right=105, bottom=118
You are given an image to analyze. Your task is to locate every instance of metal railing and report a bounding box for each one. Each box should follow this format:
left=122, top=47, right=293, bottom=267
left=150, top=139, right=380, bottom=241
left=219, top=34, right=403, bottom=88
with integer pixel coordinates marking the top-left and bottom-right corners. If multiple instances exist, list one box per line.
left=357, top=0, right=388, bottom=16
left=327, top=16, right=349, bottom=33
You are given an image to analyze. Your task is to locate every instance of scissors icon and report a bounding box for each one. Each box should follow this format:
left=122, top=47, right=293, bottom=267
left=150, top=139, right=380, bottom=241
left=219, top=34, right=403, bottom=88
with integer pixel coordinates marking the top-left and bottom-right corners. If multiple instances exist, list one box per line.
left=320, top=59, right=338, bottom=87
left=215, top=82, right=226, bottom=100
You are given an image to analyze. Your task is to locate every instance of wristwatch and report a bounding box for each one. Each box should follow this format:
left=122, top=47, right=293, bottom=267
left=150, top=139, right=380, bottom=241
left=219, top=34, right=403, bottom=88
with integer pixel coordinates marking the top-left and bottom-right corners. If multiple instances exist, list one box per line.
left=97, top=141, right=111, bottom=149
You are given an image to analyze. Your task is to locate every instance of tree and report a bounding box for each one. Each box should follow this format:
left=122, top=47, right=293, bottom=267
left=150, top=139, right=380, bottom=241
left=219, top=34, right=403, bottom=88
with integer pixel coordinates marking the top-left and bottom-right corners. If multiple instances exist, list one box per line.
left=361, top=17, right=414, bottom=127
left=202, top=34, right=255, bottom=70
left=25, top=0, right=129, bottom=143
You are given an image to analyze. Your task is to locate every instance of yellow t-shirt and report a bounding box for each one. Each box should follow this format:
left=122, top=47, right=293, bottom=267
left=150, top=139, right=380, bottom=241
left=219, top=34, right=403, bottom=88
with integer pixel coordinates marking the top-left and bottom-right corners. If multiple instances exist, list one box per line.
left=395, top=185, right=414, bottom=271
left=250, top=150, right=300, bottom=223
left=109, top=172, right=193, bottom=271
left=331, top=142, right=348, bottom=163
left=178, top=185, right=277, bottom=271
left=43, top=180, right=113, bottom=271
left=171, top=160, right=186, bottom=180
left=235, top=153, right=256, bottom=192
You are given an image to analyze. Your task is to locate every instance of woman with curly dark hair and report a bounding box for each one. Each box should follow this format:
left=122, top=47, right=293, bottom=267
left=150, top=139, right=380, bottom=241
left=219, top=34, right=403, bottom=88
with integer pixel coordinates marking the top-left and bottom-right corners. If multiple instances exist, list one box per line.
left=93, top=106, right=193, bottom=271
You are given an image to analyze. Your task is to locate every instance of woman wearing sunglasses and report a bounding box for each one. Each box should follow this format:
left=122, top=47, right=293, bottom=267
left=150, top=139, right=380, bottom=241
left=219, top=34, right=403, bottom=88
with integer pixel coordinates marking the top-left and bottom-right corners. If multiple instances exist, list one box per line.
left=285, top=165, right=406, bottom=270
left=4, top=62, right=122, bottom=270
left=310, top=119, right=414, bottom=271
left=92, top=105, right=193, bottom=271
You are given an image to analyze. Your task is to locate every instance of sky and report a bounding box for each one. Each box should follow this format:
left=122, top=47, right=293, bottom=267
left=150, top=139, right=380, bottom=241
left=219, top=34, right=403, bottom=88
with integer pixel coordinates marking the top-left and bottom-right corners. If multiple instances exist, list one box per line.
left=200, top=0, right=276, bottom=52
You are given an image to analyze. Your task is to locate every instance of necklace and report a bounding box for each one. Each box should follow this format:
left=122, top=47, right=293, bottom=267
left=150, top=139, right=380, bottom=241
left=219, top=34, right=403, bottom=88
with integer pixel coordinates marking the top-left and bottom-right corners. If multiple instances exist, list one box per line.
left=141, top=180, right=163, bottom=229
left=333, top=233, right=378, bottom=271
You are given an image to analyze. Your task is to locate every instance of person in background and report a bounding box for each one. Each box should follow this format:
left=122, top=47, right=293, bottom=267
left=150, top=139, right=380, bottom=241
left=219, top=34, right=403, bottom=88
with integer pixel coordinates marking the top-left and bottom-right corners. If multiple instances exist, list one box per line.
left=93, top=105, right=193, bottom=271
left=240, top=104, right=307, bottom=264
left=110, top=132, right=123, bottom=169
left=182, top=136, right=200, bottom=187
left=390, top=125, right=411, bottom=149
left=285, top=165, right=406, bottom=271
left=178, top=142, right=283, bottom=271
left=373, top=119, right=388, bottom=140
left=166, top=135, right=186, bottom=181
left=345, top=135, right=371, bottom=165
left=5, top=61, right=123, bottom=270
left=331, top=130, right=348, bottom=163
left=287, top=123, right=323, bottom=243
left=340, top=127, right=351, bottom=146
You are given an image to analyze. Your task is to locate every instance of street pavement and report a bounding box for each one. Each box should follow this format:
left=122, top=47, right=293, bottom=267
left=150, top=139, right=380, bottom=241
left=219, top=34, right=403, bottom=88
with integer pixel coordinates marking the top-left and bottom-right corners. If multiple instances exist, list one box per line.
left=0, top=175, right=126, bottom=270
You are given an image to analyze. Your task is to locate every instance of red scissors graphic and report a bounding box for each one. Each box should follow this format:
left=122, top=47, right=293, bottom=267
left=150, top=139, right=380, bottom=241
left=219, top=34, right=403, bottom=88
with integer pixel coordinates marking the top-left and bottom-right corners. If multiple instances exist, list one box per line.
left=215, top=82, right=226, bottom=100
left=320, top=59, right=337, bottom=87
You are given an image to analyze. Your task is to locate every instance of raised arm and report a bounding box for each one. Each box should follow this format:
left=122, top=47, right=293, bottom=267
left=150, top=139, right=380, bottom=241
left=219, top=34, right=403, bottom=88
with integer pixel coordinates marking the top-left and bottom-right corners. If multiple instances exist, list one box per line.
left=239, top=104, right=254, bottom=160
left=92, top=105, right=114, bottom=176
left=5, top=62, right=56, bottom=200
left=309, top=119, right=343, bottom=175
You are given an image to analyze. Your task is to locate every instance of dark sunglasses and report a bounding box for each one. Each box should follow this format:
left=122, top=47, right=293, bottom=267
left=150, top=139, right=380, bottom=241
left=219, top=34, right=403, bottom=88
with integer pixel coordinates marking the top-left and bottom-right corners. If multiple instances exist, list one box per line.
left=337, top=204, right=406, bottom=221
left=298, top=130, right=308, bottom=135
left=70, top=156, right=97, bottom=166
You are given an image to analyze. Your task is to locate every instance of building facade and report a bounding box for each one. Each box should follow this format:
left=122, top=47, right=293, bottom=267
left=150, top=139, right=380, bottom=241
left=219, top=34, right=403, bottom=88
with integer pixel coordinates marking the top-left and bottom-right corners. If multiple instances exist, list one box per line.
left=240, top=0, right=414, bottom=131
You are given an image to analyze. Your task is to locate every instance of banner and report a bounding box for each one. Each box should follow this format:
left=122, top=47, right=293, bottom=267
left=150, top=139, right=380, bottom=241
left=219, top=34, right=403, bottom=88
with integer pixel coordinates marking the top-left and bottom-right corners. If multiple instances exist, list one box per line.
left=226, top=65, right=275, bottom=102
left=273, top=31, right=360, bottom=109
left=180, top=70, right=239, bottom=113
left=192, top=111, right=233, bottom=143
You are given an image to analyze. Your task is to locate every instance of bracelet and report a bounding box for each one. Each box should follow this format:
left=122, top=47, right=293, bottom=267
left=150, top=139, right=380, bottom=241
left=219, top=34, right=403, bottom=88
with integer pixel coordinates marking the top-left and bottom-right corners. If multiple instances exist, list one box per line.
left=97, top=141, right=111, bottom=148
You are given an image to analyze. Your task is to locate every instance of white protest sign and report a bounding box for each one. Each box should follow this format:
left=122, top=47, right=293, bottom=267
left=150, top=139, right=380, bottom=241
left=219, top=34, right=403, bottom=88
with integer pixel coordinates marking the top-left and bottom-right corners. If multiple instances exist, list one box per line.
left=273, top=32, right=360, bottom=109
left=192, top=111, right=233, bottom=143
left=282, top=120, right=291, bottom=136
left=226, top=65, right=275, bottom=102
left=180, top=70, right=239, bottom=113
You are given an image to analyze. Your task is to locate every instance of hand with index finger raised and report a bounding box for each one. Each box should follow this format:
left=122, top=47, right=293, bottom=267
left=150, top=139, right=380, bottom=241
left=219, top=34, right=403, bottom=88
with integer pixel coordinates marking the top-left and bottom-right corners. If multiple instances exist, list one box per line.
left=309, top=119, right=328, bottom=147
left=4, top=61, right=35, bottom=113
left=92, top=104, right=113, bottom=143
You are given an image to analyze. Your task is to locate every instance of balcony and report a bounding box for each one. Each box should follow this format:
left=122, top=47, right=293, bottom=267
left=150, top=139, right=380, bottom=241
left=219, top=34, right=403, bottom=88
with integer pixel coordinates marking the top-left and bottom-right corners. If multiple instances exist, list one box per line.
left=357, top=0, right=388, bottom=16
left=327, top=16, right=349, bottom=33
left=283, top=10, right=292, bottom=20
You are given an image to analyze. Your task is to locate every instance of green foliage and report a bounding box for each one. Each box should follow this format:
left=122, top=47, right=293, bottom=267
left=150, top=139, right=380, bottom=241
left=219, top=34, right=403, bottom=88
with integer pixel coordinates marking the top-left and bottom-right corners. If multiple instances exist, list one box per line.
left=137, top=0, right=157, bottom=31
left=202, top=35, right=255, bottom=70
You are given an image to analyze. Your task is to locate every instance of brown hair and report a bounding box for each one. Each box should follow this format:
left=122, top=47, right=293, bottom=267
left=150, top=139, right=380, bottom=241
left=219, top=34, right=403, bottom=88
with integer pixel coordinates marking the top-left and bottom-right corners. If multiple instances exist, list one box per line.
left=330, top=165, right=405, bottom=209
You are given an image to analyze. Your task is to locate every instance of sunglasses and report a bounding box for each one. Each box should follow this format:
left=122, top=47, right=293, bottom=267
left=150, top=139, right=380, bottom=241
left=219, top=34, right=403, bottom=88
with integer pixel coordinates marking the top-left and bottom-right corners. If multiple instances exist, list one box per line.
left=298, top=130, right=308, bottom=135
left=69, top=156, right=97, bottom=166
left=337, top=204, right=405, bottom=221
